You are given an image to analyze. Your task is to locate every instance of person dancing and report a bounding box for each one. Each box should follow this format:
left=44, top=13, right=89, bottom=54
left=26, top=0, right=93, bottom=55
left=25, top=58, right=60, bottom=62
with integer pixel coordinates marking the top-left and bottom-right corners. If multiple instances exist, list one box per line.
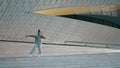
left=25, top=29, right=46, bottom=57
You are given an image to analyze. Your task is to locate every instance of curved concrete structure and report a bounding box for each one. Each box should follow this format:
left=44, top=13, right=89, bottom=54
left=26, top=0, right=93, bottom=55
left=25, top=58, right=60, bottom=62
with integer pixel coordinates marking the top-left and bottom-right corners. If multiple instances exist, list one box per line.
left=0, top=13, right=120, bottom=44
left=0, top=0, right=120, bottom=44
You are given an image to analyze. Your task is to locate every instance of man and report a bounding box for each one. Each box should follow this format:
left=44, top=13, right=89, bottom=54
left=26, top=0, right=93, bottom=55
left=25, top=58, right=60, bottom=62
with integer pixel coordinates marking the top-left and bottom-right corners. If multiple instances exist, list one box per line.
left=25, top=29, right=46, bottom=57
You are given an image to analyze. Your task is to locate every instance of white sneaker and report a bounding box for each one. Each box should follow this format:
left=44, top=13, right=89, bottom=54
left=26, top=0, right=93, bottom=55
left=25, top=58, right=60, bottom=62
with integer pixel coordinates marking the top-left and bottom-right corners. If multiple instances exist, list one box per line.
left=29, top=54, right=32, bottom=57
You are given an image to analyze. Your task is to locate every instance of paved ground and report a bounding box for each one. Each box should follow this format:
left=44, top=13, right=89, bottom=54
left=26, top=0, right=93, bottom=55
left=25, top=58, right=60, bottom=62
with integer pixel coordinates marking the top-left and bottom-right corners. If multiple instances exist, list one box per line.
left=0, top=42, right=120, bottom=58
left=0, top=42, right=120, bottom=68
left=0, top=53, right=120, bottom=68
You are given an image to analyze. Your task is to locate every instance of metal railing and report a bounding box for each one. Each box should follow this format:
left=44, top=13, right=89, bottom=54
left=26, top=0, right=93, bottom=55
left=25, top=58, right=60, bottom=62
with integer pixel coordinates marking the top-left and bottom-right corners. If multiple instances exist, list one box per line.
left=0, top=40, right=120, bottom=48
left=65, top=41, right=120, bottom=48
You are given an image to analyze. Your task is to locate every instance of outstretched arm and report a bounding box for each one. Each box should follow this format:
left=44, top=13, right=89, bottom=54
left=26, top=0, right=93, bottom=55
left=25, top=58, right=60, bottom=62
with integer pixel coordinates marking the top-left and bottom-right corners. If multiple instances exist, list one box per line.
left=25, top=35, right=34, bottom=37
left=41, top=35, right=46, bottom=39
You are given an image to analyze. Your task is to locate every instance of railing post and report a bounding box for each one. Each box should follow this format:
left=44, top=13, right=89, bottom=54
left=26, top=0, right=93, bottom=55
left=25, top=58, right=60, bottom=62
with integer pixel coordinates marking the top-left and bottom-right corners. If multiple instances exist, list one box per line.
left=64, top=41, right=66, bottom=44
left=106, top=44, right=109, bottom=48
left=85, top=43, right=87, bottom=46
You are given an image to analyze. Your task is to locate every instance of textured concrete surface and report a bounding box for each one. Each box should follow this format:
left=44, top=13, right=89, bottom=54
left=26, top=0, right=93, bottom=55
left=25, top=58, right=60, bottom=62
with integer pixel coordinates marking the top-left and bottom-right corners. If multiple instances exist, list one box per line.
left=1, top=0, right=120, bottom=44
left=0, top=53, right=120, bottom=68
left=0, top=42, right=120, bottom=68
left=0, top=42, right=120, bottom=58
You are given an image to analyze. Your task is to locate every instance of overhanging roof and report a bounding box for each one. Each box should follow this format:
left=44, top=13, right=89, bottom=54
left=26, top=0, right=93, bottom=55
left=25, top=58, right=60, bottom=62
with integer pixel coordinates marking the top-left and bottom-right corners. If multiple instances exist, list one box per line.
left=60, top=14, right=120, bottom=29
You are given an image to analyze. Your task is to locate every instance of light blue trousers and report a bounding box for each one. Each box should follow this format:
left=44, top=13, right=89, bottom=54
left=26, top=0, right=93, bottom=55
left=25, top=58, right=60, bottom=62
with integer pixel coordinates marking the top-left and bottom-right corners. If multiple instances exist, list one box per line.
left=29, top=44, right=42, bottom=54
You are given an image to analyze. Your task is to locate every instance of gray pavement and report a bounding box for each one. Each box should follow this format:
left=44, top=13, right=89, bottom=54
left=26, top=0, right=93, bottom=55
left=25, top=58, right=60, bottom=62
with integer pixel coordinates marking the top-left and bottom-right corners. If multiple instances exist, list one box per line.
left=0, top=42, right=120, bottom=58
left=0, top=42, right=120, bottom=68
left=0, top=53, right=120, bottom=68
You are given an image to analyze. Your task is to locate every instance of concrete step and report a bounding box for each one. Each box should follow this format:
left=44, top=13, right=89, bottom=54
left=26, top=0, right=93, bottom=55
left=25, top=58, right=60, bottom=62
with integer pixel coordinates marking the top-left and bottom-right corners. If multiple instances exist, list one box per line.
left=0, top=53, right=120, bottom=68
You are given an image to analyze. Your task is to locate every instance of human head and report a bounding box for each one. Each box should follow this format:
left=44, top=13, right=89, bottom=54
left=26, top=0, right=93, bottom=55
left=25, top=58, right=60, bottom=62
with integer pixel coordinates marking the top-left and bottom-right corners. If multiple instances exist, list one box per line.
left=38, top=29, right=41, bottom=35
